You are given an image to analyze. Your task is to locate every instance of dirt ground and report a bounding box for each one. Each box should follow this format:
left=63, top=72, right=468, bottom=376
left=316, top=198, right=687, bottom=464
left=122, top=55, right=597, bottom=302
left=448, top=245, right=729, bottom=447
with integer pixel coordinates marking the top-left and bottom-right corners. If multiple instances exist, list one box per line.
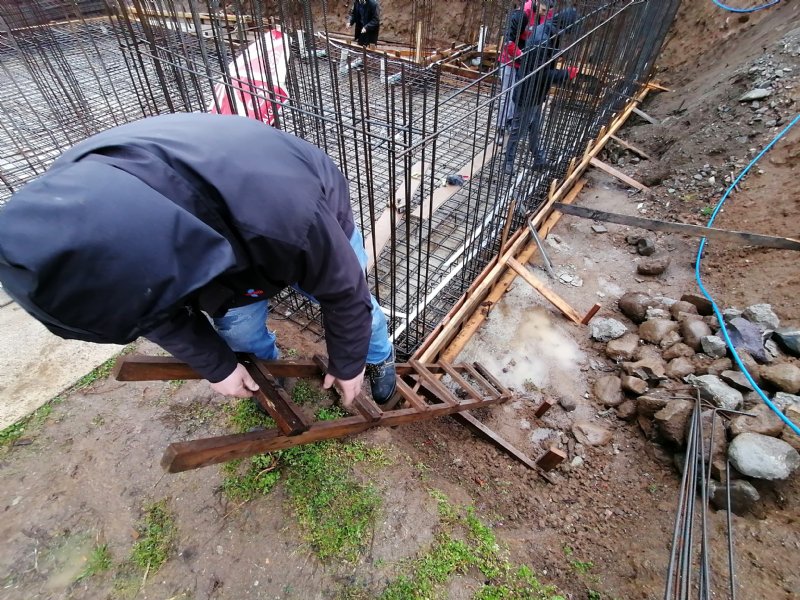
left=2, top=1, right=800, bottom=599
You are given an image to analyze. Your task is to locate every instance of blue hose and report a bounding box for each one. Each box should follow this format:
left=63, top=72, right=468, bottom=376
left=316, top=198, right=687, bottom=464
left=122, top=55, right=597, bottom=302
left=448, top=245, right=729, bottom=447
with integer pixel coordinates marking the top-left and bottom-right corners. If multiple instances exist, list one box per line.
left=712, top=0, right=780, bottom=13
left=694, top=113, right=800, bottom=435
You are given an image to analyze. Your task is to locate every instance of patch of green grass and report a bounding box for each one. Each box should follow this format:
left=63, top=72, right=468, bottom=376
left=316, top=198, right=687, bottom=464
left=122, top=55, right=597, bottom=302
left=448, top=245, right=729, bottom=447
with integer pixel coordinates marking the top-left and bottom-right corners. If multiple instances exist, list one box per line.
left=316, top=405, right=347, bottom=421
left=77, top=544, right=112, bottom=581
left=221, top=454, right=282, bottom=502
left=285, top=348, right=299, bottom=358
left=130, top=500, right=176, bottom=573
left=283, top=439, right=385, bottom=563
left=587, top=591, right=602, bottom=600
left=571, top=560, right=594, bottom=575
left=72, top=357, right=117, bottom=391
left=292, top=379, right=328, bottom=405
left=563, top=545, right=573, bottom=557
left=224, top=397, right=275, bottom=432
left=381, top=492, right=564, bottom=600
left=0, top=398, right=61, bottom=448
left=700, top=205, right=714, bottom=217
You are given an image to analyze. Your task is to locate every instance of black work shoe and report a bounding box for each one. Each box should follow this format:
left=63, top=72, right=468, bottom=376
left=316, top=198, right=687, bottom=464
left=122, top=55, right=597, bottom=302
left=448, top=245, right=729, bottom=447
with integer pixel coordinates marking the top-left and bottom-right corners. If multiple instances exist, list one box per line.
left=365, top=359, right=397, bottom=405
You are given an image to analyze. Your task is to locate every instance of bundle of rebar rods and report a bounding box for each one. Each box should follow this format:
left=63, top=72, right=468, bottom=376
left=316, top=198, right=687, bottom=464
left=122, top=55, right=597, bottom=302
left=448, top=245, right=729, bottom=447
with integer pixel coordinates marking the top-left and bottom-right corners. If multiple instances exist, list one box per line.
left=664, top=394, right=755, bottom=600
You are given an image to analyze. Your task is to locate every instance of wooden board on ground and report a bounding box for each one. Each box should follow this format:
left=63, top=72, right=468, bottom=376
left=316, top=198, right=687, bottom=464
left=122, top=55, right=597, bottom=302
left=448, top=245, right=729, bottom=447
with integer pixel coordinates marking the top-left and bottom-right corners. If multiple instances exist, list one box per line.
left=410, top=142, right=497, bottom=221
left=610, top=134, right=653, bottom=161
left=553, top=203, right=800, bottom=251
left=589, top=157, right=650, bottom=192
left=506, top=257, right=585, bottom=325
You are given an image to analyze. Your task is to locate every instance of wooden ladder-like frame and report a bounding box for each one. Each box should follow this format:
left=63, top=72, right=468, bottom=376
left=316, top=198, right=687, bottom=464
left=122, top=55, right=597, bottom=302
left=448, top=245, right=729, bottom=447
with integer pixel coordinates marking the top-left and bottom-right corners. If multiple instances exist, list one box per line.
left=114, top=354, right=514, bottom=473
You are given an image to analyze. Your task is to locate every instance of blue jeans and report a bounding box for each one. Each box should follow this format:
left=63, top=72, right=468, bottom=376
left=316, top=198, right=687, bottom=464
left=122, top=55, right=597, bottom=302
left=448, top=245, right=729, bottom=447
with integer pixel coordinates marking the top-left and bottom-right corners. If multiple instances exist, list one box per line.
left=212, top=229, right=393, bottom=365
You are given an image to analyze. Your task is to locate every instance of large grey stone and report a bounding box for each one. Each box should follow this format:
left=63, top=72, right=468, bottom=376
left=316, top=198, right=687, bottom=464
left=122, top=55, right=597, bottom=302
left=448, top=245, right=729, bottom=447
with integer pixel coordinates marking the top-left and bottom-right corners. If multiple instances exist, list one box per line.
left=742, top=303, right=780, bottom=331
left=681, top=319, right=712, bottom=350
left=727, top=317, right=768, bottom=363
left=654, top=400, right=694, bottom=446
left=701, top=335, right=728, bottom=359
left=621, top=375, right=648, bottom=396
left=730, top=404, right=785, bottom=437
left=774, top=328, right=800, bottom=357
left=720, top=370, right=753, bottom=392
left=666, top=357, right=695, bottom=379
left=636, top=394, right=670, bottom=418
left=739, top=88, right=772, bottom=102
left=728, top=432, right=800, bottom=480
left=638, top=255, right=671, bottom=276
left=572, top=421, right=613, bottom=446
left=616, top=399, right=638, bottom=421
left=590, top=317, right=628, bottom=342
left=760, top=363, right=800, bottom=394
left=708, top=480, right=760, bottom=515
left=623, top=356, right=667, bottom=384
left=686, top=374, right=743, bottom=410
left=773, top=392, right=800, bottom=411
left=721, top=308, right=743, bottom=322
left=681, top=293, right=714, bottom=316
left=704, top=315, right=721, bottom=333
left=594, top=375, right=623, bottom=407
left=659, top=330, right=683, bottom=349
left=618, top=292, right=654, bottom=323
left=606, top=333, right=640, bottom=361
left=645, top=307, right=671, bottom=321
left=663, top=343, right=695, bottom=360
left=639, top=319, right=679, bottom=345
left=670, top=301, right=698, bottom=320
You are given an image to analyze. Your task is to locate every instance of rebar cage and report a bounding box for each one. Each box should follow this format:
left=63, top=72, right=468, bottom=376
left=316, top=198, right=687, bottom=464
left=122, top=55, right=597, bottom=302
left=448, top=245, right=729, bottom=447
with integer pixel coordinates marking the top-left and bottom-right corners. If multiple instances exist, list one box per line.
left=0, top=0, right=679, bottom=357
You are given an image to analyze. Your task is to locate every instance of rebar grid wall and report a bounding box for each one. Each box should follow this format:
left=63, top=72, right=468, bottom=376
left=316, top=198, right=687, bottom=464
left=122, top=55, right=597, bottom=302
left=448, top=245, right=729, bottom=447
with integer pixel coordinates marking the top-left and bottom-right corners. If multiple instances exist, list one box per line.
left=0, top=0, right=679, bottom=357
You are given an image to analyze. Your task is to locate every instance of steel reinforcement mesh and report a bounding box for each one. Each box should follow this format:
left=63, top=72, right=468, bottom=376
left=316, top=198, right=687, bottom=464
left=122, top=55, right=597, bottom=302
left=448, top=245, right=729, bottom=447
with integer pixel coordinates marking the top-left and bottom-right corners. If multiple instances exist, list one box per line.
left=0, top=0, right=680, bottom=357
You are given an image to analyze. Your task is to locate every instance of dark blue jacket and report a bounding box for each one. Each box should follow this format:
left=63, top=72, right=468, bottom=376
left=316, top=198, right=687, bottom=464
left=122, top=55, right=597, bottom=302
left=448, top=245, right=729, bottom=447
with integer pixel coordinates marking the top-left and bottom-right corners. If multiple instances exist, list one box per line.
left=514, top=9, right=578, bottom=108
left=0, top=113, right=373, bottom=382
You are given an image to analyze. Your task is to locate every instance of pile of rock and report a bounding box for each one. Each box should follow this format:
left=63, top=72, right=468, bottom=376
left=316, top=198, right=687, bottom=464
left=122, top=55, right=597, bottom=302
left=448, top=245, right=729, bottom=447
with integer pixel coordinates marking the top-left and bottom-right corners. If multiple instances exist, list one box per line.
left=589, top=290, right=800, bottom=513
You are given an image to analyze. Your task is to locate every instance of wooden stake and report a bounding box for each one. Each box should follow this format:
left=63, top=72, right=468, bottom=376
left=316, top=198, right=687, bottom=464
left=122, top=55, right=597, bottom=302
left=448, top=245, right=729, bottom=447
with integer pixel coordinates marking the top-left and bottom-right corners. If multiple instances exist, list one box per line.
left=589, top=157, right=650, bottom=191
left=506, top=258, right=585, bottom=325
left=632, top=107, right=661, bottom=125
left=610, top=134, right=653, bottom=161
left=536, top=447, right=567, bottom=471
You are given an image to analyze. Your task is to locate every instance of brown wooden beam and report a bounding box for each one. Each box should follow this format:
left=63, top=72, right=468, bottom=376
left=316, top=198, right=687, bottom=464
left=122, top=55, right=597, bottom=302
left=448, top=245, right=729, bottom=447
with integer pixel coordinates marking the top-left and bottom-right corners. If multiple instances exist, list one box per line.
left=244, top=359, right=311, bottom=435
left=162, top=393, right=508, bottom=472
left=554, top=203, right=800, bottom=251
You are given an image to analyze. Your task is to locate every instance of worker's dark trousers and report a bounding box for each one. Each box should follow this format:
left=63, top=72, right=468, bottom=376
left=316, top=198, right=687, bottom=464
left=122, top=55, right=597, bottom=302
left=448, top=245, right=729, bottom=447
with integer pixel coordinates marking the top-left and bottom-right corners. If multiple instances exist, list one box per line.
left=504, top=102, right=545, bottom=169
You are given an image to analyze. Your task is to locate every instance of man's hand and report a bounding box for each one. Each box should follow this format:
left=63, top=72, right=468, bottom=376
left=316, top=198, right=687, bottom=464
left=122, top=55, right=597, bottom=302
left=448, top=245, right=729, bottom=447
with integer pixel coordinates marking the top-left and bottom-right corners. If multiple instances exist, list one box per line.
left=323, top=367, right=366, bottom=412
left=210, top=363, right=260, bottom=397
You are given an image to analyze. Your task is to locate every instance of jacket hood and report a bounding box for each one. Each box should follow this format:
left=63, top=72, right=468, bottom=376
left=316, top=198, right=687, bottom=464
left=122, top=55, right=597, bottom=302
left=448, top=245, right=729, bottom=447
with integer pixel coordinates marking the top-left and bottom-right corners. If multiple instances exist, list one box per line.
left=553, top=8, right=578, bottom=29
left=0, top=159, right=236, bottom=343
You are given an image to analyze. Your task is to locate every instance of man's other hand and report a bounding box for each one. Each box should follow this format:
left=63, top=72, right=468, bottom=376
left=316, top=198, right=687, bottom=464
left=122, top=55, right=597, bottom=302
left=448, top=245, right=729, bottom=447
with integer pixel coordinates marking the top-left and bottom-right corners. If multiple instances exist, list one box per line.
left=210, top=363, right=260, bottom=397
left=323, top=367, right=366, bottom=412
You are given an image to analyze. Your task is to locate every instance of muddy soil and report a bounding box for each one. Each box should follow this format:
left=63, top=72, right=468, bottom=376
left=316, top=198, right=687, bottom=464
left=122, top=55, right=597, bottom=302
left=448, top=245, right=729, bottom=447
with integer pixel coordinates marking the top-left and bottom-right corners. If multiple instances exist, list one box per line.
left=3, top=1, right=800, bottom=600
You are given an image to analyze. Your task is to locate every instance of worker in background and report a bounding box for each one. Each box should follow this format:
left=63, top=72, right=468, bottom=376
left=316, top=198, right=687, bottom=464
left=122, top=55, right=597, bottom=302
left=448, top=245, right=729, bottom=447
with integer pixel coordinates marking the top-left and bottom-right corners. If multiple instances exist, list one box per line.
left=0, top=113, right=397, bottom=410
left=349, top=0, right=380, bottom=47
left=523, top=0, right=555, bottom=28
left=504, top=8, right=579, bottom=175
left=496, top=7, right=529, bottom=135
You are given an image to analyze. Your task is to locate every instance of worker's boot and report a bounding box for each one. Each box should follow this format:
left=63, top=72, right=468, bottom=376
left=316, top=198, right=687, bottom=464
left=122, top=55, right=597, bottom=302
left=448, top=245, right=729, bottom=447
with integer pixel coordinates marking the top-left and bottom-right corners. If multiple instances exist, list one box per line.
left=366, top=357, right=397, bottom=405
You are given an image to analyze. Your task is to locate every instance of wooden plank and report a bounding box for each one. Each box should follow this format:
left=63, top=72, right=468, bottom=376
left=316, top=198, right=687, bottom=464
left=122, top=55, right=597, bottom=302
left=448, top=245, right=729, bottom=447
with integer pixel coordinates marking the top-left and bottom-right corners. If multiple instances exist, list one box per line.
left=311, top=355, right=381, bottom=422
left=554, top=203, right=800, bottom=251
left=472, top=362, right=512, bottom=398
left=507, top=258, right=584, bottom=325
left=438, top=362, right=482, bottom=401
left=162, top=389, right=509, bottom=472
left=610, top=134, right=653, bottom=161
left=632, top=107, right=661, bottom=125
left=581, top=303, right=602, bottom=325
left=114, top=355, right=322, bottom=381
left=534, top=399, right=554, bottom=418
left=536, top=447, right=567, bottom=471
left=589, top=157, right=650, bottom=191
left=395, top=377, right=430, bottom=411
left=646, top=81, right=672, bottom=93
left=450, top=412, right=556, bottom=484
left=409, top=359, right=459, bottom=406
left=460, top=363, right=500, bottom=399
left=410, top=143, right=497, bottom=221
left=244, top=361, right=311, bottom=435
left=365, top=160, right=429, bottom=270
